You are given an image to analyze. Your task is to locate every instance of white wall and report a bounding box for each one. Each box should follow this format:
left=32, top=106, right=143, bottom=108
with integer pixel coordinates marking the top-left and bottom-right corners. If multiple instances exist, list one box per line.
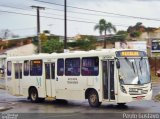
left=115, top=41, right=147, bottom=52
left=6, top=44, right=37, bottom=57
left=0, top=54, right=6, bottom=68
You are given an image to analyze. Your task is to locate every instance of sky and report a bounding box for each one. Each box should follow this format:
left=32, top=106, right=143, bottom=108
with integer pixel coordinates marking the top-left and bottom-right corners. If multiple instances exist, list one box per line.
left=0, top=0, right=160, bottom=37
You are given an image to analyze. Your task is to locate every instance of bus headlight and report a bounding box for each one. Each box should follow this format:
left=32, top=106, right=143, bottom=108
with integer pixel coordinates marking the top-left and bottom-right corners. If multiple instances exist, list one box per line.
left=120, top=85, right=127, bottom=94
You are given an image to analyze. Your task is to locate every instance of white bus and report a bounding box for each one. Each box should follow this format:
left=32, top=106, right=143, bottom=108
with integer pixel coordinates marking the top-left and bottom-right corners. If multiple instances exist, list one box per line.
left=6, top=49, right=152, bottom=107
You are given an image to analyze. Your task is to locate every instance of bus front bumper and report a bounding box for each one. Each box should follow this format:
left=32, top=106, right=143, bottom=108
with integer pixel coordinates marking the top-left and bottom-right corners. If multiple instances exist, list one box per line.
left=117, top=90, right=152, bottom=103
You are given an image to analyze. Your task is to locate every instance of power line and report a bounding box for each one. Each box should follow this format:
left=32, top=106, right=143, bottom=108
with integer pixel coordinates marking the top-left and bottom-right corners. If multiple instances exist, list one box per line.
left=41, top=11, right=98, bottom=21
left=33, top=0, right=160, bottom=22
left=11, top=27, right=36, bottom=31
left=0, top=10, right=129, bottom=27
left=0, top=10, right=36, bottom=17
left=0, top=4, right=124, bottom=25
left=0, top=5, right=99, bottom=22
left=0, top=4, right=32, bottom=11
left=0, top=4, right=96, bottom=21
left=0, top=4, right=126, bottom=21
left=0, top=4, right=137, bottom=27
left=46, top=7, right=124, bottom=18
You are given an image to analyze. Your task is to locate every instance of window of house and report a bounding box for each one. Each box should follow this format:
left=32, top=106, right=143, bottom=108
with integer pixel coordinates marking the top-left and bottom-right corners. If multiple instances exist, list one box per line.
left=65, top=58, right=80, bottom=76
left=82, top=57, right=99, bottom=76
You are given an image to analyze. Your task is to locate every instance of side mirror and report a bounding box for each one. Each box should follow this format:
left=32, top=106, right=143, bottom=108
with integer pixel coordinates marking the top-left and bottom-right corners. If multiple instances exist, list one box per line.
left=116, top=60, right=120, bottom=69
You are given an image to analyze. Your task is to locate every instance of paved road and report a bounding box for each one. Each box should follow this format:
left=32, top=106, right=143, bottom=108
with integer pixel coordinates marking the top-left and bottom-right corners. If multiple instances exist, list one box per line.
left=0, top=81, right=160, bottom=119
left=0, top=78, right=5, bottom=89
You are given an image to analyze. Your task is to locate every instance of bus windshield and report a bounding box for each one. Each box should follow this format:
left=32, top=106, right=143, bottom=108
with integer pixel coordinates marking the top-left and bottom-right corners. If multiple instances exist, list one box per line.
left=118, top=58, right=150, bottom=85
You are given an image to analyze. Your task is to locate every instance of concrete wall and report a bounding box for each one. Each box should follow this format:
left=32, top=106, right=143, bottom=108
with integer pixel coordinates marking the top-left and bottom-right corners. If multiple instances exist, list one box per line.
left=0, top=43, right=37, bottom=81
left=0, top=54, right=6, bottom=68
left=115, top=41, right=147, bottom=52
left=137, top=31, right=160, bottom=40
left=6, top=43, right=37, bottom=57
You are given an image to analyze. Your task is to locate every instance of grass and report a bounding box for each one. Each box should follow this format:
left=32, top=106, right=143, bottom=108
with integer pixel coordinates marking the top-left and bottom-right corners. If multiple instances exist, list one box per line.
left=151, top=69, right=160, bottom=82
left=151, top=69, right=160, bottom=102
left=154, top=94, right=160, bottom=102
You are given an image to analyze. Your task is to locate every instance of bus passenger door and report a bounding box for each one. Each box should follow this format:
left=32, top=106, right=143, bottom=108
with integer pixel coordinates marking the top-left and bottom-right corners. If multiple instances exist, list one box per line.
left=102, top=60, right=115, bottom=101
left=14, top=63, right=22, bottom=96
left=45, top=63, right=55, bottom=97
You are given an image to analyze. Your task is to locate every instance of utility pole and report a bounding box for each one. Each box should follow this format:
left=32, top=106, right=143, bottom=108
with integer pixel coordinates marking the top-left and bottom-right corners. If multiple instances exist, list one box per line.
left=64, top=0, right=67, bottom=52
left=31, top=6, right=45, bottom=53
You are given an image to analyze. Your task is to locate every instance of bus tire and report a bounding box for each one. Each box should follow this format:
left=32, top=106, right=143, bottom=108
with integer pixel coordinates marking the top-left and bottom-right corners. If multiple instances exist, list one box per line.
left=88, top=90, right=101, bottom=107
left=29, top=88, right=39, bottom=103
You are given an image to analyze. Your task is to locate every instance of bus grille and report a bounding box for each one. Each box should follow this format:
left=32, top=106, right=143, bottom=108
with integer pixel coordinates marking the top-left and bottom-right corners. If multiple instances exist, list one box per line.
left=129, top=88, right=148, bottom=95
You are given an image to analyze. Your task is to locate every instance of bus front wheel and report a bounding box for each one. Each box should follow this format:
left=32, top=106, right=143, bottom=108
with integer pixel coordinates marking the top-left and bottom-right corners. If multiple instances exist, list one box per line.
left=29, top=88, right=39, bottom=103
left=88, top=90, right=101, bottom=107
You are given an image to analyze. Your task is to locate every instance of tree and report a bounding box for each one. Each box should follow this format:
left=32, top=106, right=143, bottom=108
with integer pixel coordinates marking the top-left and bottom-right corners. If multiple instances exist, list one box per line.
left=42, top=38, right=63, bottom=53
left=76, top=35, right=97, bottom=51
left=0, top=29, right=19, bottom=39
left=40, top=33, right=48, bottom=45
left=43, top=30, right=50, bottom=34
left=0, top=29, right=12, bottom=39
left=127, top=22, right=145, bottom=38
left=94, top=19, right=105, bottom=36
left=115, top=30, right=128, bottom=42
left=103, top=22, right=116, bottom=48
left=94, top=19, right=116, bottom=48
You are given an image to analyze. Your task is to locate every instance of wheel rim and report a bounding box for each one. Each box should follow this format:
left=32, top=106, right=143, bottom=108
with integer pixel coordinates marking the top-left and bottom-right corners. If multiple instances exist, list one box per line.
left=90, top=94, right=97, bottom=104
left=31, top=91, right=37, bottom=101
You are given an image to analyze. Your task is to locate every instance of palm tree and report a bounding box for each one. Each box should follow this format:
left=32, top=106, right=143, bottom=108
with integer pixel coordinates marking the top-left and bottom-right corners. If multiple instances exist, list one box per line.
left=94, top=19, right=116, bottom=48
left=94, top=19, right=106, bottom=36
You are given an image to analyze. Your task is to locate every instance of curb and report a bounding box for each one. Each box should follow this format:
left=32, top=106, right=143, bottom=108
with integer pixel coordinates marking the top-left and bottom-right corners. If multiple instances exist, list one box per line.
left=0, top=84, right=5, bottom=90
left=0, top=106, right=13, bottom=112
left=152, top=81, right=160, bottom=85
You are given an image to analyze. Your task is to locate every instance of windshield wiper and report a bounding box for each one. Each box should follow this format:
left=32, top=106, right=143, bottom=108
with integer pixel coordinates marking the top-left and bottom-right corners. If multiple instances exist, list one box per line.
left=139, top=57, right=143, bottom=74
left=131, top=62, right=136, bottom=73
left=125, top=57, right=136, bottom=74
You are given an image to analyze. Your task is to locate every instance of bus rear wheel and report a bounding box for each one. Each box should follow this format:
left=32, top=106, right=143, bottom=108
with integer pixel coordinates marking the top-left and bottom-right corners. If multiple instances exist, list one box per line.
left=88, top=90, right=101, bottom=107
left=29, top=88, right=39, bottom=103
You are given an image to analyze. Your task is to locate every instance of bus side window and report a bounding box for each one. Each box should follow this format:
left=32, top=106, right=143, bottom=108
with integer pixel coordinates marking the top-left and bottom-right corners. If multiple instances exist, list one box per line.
left=24, top=60, right=30, bottom=76
left=14, top=64, right=18, bottom=79
left=7, top=61, right=12, bottom=76
left=82, top=57, right=99, bottom=76
left=14, top=63, right=22, bottom=79
left=57, top=59, right=64, bottom=76
left=30, top=60, right=42, bottom=76
left=65, top=58, right=80, bottom=76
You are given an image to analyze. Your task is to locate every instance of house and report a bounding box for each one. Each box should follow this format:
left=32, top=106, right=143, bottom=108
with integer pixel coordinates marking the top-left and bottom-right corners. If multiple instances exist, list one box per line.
left=0, top=37, right=37, bottom=75
left=0, top=36, right=34, bottom=51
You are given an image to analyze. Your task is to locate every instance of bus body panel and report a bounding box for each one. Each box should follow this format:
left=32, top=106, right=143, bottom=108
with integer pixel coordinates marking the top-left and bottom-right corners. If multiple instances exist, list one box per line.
left=5, top=49, right=152, bottom=106
left=22, top=76, right=46, bottom=98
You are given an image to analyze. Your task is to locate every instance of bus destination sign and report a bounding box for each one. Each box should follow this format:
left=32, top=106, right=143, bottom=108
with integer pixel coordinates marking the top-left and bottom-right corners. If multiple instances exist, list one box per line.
left=121, top=51, right=139, bottom=57
left=116, top=51, right=147, bottom=57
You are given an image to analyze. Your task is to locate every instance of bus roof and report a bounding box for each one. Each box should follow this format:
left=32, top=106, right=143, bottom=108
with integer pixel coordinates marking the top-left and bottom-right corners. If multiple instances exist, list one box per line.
left=6, top=49, right=145, bottom=61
